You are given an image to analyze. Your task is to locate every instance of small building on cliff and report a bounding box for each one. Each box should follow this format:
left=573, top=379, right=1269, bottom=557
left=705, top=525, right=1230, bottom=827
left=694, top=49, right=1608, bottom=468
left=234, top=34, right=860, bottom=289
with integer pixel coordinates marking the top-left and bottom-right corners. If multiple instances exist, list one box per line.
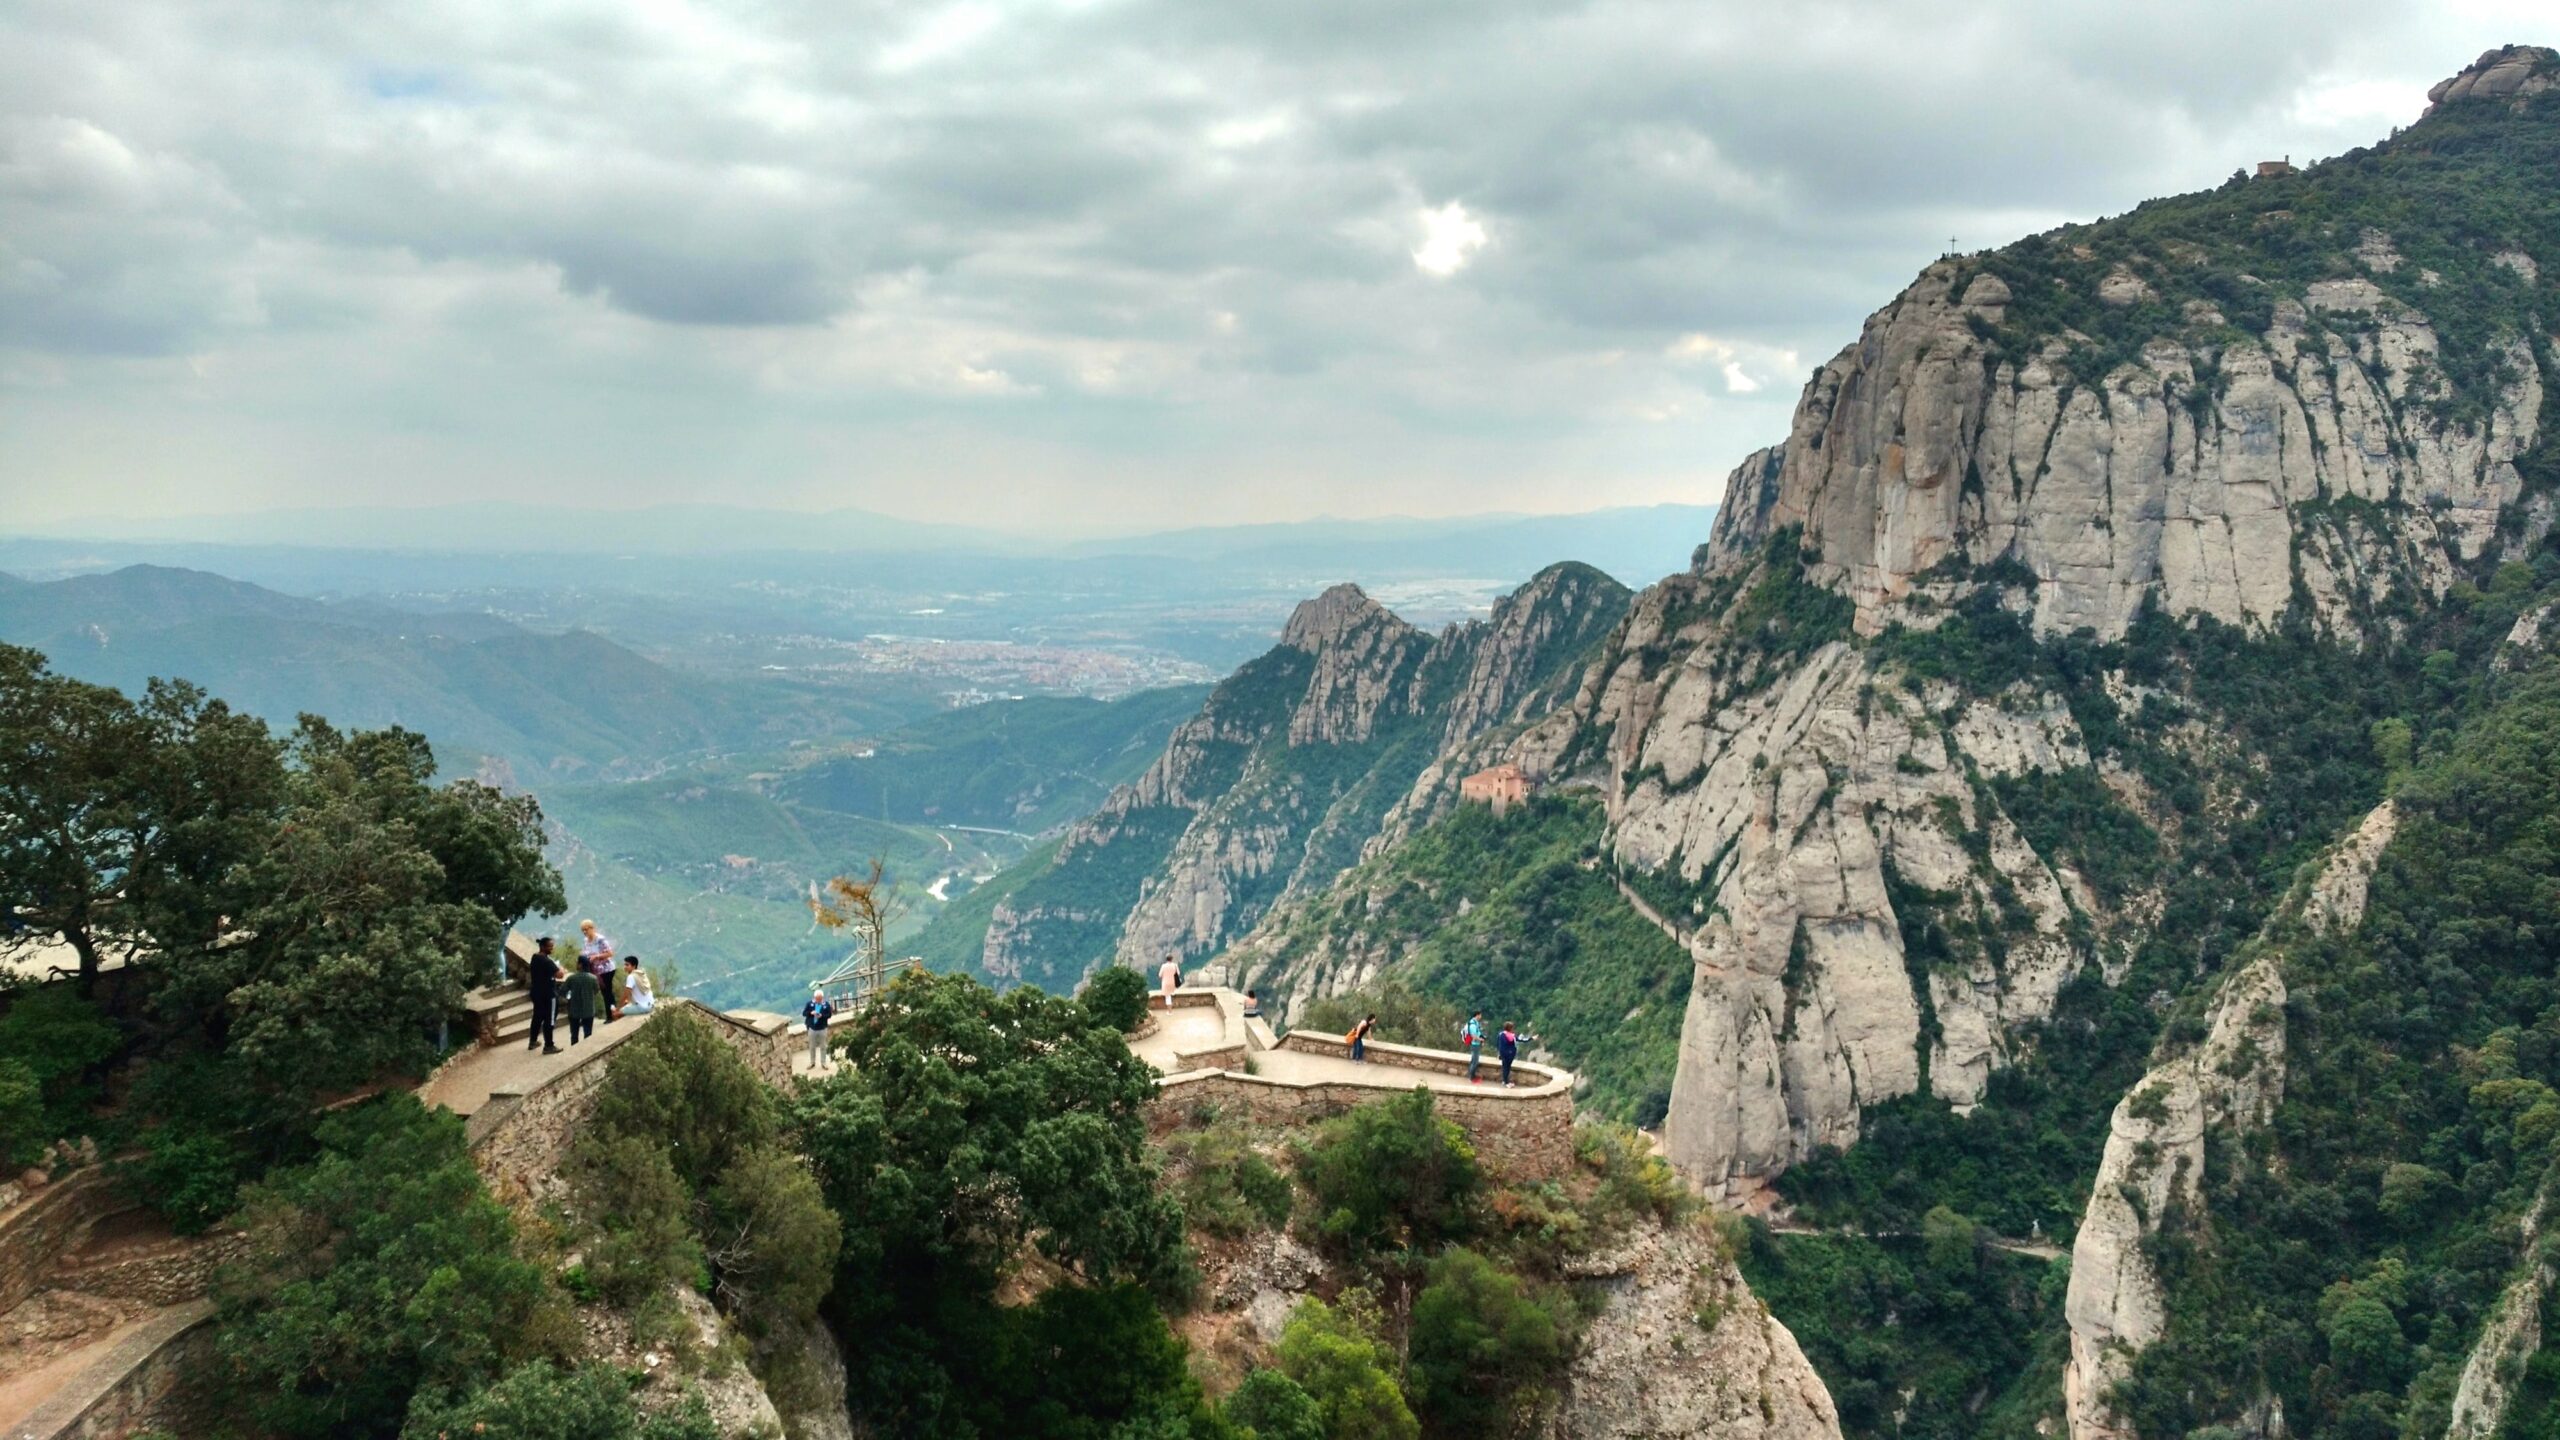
left=1458, top=763, right=1531, bottom=815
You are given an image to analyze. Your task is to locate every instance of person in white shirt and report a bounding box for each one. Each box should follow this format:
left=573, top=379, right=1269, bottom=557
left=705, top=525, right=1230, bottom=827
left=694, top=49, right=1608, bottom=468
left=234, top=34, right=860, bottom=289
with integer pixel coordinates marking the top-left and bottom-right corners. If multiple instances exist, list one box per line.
left=1157, top=954, right=1180, bottom=1008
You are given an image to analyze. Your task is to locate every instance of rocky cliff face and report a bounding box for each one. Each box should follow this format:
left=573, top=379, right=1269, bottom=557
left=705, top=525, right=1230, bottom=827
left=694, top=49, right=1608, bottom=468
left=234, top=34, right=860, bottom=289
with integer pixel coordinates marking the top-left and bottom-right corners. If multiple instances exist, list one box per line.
left=957, top=563, right=1631, bottom=991
left=1706, top=259, right=2546, bottom=644
left=1516, top=44, right=2560, bottom=1197
left=2061, top=801, right=2396, bottom=1440
left=1551, top=1222, right=1842, bottom=1440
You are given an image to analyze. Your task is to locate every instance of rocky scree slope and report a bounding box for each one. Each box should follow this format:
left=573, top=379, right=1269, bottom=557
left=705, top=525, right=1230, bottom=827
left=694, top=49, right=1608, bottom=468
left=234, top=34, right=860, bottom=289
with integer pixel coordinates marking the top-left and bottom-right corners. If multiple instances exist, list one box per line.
left=928, top=561, right=1630, bottom=991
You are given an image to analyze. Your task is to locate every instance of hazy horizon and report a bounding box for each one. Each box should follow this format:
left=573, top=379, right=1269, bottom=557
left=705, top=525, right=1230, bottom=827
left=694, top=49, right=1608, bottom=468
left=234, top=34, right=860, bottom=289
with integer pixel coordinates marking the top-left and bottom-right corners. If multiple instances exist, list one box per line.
left=4, top=1, right=2548, bottom=534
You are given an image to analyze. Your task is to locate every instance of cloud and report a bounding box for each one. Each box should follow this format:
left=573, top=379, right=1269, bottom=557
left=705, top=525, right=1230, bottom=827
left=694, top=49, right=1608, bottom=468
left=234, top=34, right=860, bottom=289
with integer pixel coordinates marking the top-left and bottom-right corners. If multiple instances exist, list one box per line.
left=0, top=0, right=2544, bottom=532
left=1413, top=202, right=1489, bottom=277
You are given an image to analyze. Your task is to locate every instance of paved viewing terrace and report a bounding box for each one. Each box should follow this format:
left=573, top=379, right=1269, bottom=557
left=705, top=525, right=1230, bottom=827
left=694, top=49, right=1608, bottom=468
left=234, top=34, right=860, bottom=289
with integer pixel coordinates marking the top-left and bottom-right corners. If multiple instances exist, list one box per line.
left=1133, top=987, right=1577, bottom=1181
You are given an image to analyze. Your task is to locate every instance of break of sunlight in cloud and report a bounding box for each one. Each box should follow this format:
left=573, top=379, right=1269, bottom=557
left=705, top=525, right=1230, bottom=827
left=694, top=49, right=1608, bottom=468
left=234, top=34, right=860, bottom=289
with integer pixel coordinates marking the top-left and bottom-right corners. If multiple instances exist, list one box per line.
left=1412, top=202, right=1490, bottom=278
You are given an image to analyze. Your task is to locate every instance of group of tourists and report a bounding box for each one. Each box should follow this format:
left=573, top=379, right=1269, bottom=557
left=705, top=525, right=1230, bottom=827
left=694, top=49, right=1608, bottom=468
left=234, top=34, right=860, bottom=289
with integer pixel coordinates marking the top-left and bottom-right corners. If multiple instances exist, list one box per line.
left=1344, top=1009, right=1531, bottom=1085
left=521, top=919, right=656, bottom=1055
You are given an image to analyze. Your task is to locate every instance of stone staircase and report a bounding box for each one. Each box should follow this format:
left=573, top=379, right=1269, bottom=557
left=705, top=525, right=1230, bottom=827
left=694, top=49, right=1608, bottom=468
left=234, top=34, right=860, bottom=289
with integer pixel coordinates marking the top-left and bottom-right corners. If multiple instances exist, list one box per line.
left=461, top=985, right=538, bottom=1048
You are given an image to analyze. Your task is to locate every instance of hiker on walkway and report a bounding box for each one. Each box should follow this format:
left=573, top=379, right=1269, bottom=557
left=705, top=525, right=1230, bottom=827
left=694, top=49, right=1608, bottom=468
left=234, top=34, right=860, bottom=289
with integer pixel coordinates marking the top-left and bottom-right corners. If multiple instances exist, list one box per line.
left=621, top=956, right=655, bottom=1015
left=564, top=961, right=600, bottom=1046
left=527, top=935, right=562, bottom=1055
left=1498, top=1021, right=1521, bottom=1086
left=1461, top=1011, right=1487, bottom=1082
left=1347, top=1013, right=1376, bottom=1062
left=1158, top=954, right=1181, bottom=1008
left=803, top=985, right=835, bottom=1071
left=579, top=920, right=617, bottom=1022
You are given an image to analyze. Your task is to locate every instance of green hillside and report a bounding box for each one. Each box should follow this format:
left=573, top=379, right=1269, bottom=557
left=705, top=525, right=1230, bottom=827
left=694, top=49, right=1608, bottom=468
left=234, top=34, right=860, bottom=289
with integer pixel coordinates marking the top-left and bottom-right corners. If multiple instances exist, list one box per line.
left=782, top=685, right=1210, bottom=833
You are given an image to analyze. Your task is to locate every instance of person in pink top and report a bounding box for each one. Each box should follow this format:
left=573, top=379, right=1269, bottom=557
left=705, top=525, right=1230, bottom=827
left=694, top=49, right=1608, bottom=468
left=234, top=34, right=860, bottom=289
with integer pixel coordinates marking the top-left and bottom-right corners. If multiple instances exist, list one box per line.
left=578, top=920, right=618, bottom=1022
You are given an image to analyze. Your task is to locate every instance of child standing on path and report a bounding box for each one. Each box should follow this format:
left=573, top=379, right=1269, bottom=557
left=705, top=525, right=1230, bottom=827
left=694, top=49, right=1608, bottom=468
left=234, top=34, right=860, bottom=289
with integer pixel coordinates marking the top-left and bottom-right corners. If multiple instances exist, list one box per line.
left=1461, top=1011, right=1487, bottom=1082
left=802, top=985, right=835, bottom=1071
left=563, top=963, right=599, bottom=1046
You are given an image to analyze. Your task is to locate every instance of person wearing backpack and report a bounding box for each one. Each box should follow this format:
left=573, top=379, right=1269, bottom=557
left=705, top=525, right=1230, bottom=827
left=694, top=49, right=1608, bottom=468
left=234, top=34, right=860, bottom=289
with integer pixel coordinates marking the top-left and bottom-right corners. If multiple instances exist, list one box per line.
left=1347, top=1013, right=1376, bottom=1062
left=1461, top=1011, right=1487, bottom=1082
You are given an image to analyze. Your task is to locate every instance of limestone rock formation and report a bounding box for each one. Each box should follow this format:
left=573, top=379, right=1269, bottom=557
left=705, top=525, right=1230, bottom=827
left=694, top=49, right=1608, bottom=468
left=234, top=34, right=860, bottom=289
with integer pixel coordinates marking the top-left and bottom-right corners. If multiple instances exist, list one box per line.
left=1552, top=1221, right=1842, bottom=1440
left=2426, top=44, right=2560, bottom=112
left=967, top=564, right=1629, bottom=989
left=2061, top=802, right=2398, bottom=1440
left=2447, top=1184, right=2553, bottom=1440
left=1704, top=259, right=2544, bottom=644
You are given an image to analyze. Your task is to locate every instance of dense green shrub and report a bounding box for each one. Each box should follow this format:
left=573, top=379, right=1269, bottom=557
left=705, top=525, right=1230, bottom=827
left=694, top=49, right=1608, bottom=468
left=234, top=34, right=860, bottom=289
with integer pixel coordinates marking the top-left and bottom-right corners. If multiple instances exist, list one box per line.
left=208, top=1096, right=566, bottom=1438
left=1275, top=1295, right=1417, bottom=1440
left=2117, top=659, right=2560, bottom=1438
left=561, top=1133, right=701, bottom=1318
left=0, top=987, right=118, bottom=1149
left=1298, top=980, right=1462, bottom=1052
left=1734, top=1223, right=2065, bottom=1440
left=586, top=1009, right=777, bottom=1194
left=1163, top=1124, right=1294, bottom=1236
left=1405, top=1247, right=1571, bottom=1436
left=787, top=971, right=1189, bottom=1434
left=1081, top=965, right=1152, bottom=1032
left=0, top=1058, right=41, bottom=1168
left=400, top=1361, right=717, bottom=1440
left=1222, top=1370, right=1324, bottom=1440
left=576, top=1010, right=837, bottom=1340
left=1299, top=1089, right=1482, bottom=1259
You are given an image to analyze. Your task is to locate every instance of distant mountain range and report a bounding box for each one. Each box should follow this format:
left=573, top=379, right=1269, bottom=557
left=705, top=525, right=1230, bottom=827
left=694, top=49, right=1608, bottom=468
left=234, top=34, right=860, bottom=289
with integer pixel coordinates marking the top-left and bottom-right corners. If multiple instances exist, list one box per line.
left=11, top=502, right=1718, bottom=589
left=0, top=564, right=923, bottom=777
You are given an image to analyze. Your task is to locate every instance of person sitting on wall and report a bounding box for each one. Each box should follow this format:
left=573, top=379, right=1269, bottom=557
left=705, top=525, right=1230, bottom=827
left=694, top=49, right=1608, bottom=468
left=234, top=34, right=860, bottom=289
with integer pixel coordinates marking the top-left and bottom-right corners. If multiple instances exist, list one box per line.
left=620, top=955, right=654, bottom=1015
left=1241, top=989, right=1262, bottom=1019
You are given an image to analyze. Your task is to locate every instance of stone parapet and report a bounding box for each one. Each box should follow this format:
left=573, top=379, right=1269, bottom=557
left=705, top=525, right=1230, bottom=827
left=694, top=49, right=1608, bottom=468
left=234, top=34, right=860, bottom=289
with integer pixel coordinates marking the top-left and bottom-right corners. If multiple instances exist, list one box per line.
left=5, top=1298, right=217, bottom=1440
left=1274, top=1031, right=1571, bottom=1092
left=1148, top=1053, right=1574, bottom=1184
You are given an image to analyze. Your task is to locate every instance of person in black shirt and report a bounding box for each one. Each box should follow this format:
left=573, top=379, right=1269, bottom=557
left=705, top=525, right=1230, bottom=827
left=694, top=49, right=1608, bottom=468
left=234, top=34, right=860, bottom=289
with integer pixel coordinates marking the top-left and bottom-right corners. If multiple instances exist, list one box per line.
left=527, top=935, right=562, bottom=1055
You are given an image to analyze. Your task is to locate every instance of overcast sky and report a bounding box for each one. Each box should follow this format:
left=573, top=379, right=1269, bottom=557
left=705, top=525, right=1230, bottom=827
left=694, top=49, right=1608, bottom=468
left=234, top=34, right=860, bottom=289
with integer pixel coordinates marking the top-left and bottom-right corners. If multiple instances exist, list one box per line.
left=0, top=1, right=2545, bottom=536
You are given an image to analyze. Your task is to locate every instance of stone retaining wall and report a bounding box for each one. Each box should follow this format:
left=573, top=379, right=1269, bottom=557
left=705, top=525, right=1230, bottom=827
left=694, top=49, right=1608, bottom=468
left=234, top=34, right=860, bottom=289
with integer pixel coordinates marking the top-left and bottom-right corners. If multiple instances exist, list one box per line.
left=0, top=1169, right=121, bottom=1314
left=468, top=1003, right=791, bottom=1205
left=52, top=1232, right=249, bottom=1309
left=1172, top=1042, right=1250, bottom=1073
left=1275, top=1030, right=1569, bottom=1089
left=702, top=1007, right=795, bottom=1086
left=1148, top=1051, right=1575, bottom=1184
